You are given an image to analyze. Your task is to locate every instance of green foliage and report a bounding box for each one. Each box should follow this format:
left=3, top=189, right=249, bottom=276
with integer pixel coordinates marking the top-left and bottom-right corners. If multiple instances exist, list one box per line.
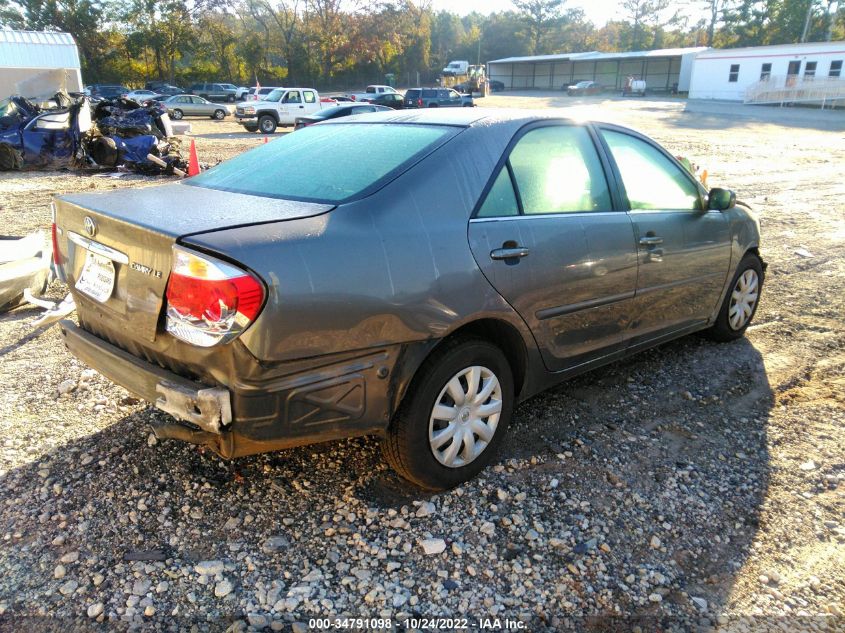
left=1, top=0, right=842, bottom=88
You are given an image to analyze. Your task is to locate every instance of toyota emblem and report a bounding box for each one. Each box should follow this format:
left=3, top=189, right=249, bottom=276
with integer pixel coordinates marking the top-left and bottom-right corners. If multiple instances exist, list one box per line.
left=83, top=216, right=97, bottom=237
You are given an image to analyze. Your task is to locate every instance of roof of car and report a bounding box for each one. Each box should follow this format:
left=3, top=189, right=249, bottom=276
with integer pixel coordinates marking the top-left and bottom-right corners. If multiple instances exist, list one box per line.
left=324, top=107, right=585, bottom=128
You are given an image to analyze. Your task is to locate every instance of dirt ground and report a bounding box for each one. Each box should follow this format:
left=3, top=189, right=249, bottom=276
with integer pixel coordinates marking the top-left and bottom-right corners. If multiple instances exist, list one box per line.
left=0, top=95, right=843, bottom=630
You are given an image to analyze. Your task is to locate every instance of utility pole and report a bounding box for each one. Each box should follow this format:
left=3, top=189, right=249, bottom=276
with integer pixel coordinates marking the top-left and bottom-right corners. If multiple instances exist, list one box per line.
left=800, top=0, right=814, bottom=42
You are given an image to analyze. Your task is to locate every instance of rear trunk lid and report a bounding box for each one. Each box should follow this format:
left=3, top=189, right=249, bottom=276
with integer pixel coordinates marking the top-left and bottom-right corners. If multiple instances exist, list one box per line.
left=55, top=182, right=333, bottom=343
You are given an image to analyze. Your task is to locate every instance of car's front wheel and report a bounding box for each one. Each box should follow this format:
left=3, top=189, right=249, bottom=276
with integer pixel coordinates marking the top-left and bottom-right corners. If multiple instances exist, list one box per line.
left=704, top=253, right=764, bottom=342
left=383, top=338, right=513, bottom=490
left=170, top=109, right=183, bottom=120
left=258, top=115, right=277, bottom=134
left=212, top=109, right=225, bottom=120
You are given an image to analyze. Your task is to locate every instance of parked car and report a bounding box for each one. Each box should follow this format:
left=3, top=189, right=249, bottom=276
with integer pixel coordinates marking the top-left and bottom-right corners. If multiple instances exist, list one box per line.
left=293, top=103, right=391, bottom=130
left=87, top=85, right=130, bottom=100
left=160, top=95, right=230, bottom=120
left=246, top=87, right=281, bottom=101
left=365, top=93, right=405, bottom=109
left=404, top=88, right=474, bottom=108
left=566, top=80, right=603, bottom=96
left=347, top=85, right=399, bottom=102
left=123, top=89, right=161, bottom=103
left=235, top=88, right=328, bottom=133
left=52, top=109, right=764, bottom=490
left=217, top=84, right=249, bottom=100
left=189, top=83, right=238, bottom=102
left=442, top=60, right=469, bottom=76
left=153, top=85, right=185, bottom=98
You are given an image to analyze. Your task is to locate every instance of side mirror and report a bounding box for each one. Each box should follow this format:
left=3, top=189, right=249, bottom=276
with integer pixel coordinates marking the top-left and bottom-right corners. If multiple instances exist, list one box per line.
left=708, top=188, right=736, bottom=211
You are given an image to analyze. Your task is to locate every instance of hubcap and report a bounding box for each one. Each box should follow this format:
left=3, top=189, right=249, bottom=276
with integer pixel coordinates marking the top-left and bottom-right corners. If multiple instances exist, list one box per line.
left=428, top=365, right=502, bottom=468
left=728, top=268, right=759, bottom=330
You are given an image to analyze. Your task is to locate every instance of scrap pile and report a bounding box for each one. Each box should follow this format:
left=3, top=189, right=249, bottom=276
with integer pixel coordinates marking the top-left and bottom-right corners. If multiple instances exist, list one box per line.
left=0, top=92, right=186, bottom=175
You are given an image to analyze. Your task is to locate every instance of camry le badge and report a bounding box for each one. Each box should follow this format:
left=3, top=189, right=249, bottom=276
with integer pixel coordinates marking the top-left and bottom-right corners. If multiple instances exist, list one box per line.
left=83, top=216, right=97, bottom=237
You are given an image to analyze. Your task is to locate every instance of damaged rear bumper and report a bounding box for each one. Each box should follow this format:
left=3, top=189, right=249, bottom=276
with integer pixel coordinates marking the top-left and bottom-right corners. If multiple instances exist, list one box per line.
left=58, top=319, right=401, bottom=458
left=60, top=319, right=233, bottom=452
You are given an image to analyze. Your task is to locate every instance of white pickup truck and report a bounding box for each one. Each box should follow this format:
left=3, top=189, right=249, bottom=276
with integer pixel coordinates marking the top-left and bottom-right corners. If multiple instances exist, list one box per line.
left=234, top=88, right=335, bottom=133
left=346, top=85, right=399, bottom=102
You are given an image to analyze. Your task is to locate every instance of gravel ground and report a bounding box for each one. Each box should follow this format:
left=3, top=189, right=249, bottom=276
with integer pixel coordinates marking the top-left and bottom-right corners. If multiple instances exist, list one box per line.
left=0, top=96, right=843, bottom=631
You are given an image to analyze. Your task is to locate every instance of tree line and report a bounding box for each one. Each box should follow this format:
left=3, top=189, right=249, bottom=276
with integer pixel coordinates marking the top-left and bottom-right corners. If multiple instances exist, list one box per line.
left=1, top=0, right=843, bottom=89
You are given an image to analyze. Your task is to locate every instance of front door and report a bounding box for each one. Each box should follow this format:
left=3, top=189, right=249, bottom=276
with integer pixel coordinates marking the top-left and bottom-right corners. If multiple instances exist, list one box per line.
left=598, top=127, right=731, bottom=350
left=468, top=123, right=638, bottom=373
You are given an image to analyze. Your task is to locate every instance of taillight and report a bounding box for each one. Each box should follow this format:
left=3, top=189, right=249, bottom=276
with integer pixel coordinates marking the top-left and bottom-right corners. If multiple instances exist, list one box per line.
left=417, top=98, right=422, bottom=107
left=50, top=201, right=66, bottom=280
left=165, top=246, right=265, bottom=347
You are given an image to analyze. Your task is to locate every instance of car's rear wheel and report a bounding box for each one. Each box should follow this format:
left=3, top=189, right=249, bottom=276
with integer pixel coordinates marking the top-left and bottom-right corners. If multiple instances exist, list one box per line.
left=258, top=115, right=277, bottom=134
left=704, top=253, right=763, bottom=342
left=428, top=103, right=439, bottom=108
left=382, top=338, right=513, bottom=490
left=212, top=109, right=225, bottom=120
left=170, top=109, right=183, bottom=120
left=227, top=94, right=235, bottom=102
left=244, top=125, right=258, bottom=133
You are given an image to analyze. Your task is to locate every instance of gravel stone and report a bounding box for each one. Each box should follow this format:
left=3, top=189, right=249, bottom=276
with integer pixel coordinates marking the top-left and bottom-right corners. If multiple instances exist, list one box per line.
left=420, top=539, right=446, bottom=555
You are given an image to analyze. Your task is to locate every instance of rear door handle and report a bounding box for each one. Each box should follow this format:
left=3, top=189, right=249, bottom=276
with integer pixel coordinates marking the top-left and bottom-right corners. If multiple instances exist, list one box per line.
left=490, top=247, right=530, bottom=260
left=639, top=236, right=664, bottom=246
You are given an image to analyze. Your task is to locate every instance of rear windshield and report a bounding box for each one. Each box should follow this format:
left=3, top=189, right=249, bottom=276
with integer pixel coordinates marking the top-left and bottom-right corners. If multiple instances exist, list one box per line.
left=188, top=123, right=458, bottom=203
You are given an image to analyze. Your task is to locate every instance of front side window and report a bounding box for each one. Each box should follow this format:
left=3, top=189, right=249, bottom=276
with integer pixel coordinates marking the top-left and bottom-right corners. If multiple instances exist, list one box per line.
left=284, top=91, right=301, bottom=104
left=189, top=123, right=456, bottom=203
left=830, top=60, right=843, bottom=77
left=805, top=61, right=817, bottom=78
left=729, top=64, right=740, bottom=82
left=602, top=130, right=701, bottom=211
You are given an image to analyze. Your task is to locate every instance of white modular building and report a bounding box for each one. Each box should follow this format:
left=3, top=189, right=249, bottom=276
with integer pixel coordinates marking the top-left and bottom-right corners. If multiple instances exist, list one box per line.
left=0, top=30, right=82, bottom=100
left=487, top=47, right=709, bottom=93
left=688, top=41, right=845, bottom=105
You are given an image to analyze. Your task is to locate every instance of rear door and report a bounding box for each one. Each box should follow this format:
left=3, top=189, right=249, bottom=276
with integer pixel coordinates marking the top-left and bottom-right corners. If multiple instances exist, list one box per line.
left=597, top=126, right=731, bottom=349
left=468, top=122, right=638, bottom=372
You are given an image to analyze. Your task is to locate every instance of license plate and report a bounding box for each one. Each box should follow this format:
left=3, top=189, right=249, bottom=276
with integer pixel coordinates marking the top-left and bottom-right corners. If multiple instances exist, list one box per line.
left=75, top=251, right=116, bottom=303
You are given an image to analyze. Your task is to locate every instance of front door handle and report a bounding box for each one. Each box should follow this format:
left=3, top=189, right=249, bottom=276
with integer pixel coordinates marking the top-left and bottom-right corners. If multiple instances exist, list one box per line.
left=490, top=247, right=530, bottom=260
left=639, top=236, right=664, bottom=247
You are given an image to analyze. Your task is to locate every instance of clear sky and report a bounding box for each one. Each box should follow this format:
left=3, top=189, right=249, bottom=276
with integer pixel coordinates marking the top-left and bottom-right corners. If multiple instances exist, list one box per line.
left=429, top=0, right=697, bottom=27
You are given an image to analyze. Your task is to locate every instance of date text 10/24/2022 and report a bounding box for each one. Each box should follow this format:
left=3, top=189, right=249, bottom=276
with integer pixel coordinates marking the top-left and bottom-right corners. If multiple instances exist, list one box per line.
left=307, top=617, right=528, bottom=630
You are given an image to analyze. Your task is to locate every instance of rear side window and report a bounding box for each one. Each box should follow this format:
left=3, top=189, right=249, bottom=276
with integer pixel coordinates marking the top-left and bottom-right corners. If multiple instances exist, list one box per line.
left=477, top=169, right=519, bottom=217
left=304, top=91, right=316, bottom=103
left=602, top=130, right=701, bottom=211
left=509, top=126, right=611, bottom=214
left=422, top=89, right=437, bottom=98
left=189, top=123, right=457, bottom=203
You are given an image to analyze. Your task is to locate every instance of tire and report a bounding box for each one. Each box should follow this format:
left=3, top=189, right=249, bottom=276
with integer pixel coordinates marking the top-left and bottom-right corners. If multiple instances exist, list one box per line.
left=171, top=109, right=183, bottom=120
left=227, top=94, right=235, bottom=103
left=382, top=337, right=514, bottom=490
left=258, top=115, right=277, bottom=134
left=0, top=143, right=24, bottom=171
left=212, top=109, right=225, bottom=120
left=703, top=253, right=764, bottom=342
left=244, top=125, right=258, bottom=133
left=428, top=103, right=439, bottom=108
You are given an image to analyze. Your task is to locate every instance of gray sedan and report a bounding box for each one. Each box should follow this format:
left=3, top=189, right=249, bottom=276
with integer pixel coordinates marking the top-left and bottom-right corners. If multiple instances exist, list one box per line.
left=160, top=94, right=230, bottom=120
left=52, top=109, right=764, bottom=490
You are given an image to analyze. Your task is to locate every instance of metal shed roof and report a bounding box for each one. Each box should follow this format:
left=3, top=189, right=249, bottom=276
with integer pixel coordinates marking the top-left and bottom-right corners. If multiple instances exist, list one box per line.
left=0, top=30, right=80, bottom=69
left=489, top=47, right=710, bottom=65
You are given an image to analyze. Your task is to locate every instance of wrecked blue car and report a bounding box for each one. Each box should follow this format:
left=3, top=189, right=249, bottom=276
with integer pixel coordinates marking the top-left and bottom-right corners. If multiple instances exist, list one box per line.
left=0, top=93, right=185, bottom=174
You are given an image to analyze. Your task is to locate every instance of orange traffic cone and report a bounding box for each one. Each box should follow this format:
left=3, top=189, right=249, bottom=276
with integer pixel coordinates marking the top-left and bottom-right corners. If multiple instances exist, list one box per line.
left=187, top=139, right=200, bottom=177
left=264, top=136, right=268, bottom=144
